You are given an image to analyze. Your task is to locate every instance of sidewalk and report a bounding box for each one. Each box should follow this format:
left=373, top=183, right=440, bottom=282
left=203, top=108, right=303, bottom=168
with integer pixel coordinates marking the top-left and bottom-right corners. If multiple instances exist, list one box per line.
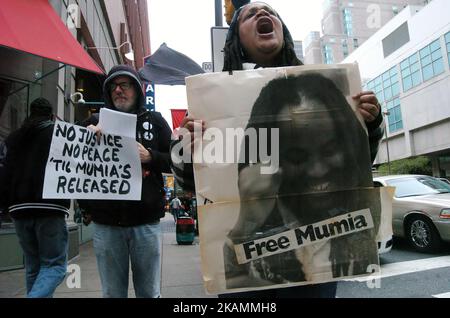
left=0, top=213, right=215, bottom=298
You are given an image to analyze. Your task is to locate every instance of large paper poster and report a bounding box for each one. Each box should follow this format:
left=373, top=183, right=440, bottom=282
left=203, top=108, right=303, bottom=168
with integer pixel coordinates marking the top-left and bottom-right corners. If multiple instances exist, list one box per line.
left=43, top=109, right=142, bottom=200
left=184, top=64, right=390, bottom=294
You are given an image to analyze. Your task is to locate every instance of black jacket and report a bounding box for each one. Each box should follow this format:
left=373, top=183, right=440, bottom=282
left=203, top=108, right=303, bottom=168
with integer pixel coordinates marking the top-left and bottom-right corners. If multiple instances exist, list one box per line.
left=78, top=65, right=172, bottom=227
left=0, top=118, right=70, bottom=218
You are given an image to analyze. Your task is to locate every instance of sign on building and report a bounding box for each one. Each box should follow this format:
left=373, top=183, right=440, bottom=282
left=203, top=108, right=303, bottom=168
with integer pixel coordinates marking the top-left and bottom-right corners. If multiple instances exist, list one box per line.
left=202, top=62, right=213, bottom=73
left=144, top=82, right=155, bottom=111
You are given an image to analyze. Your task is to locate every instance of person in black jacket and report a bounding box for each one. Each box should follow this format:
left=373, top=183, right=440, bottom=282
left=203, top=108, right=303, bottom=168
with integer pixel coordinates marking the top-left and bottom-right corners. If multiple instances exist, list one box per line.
left=0, top=98, right=70, bottom=298
left=79, top=65, right=172, bottom=298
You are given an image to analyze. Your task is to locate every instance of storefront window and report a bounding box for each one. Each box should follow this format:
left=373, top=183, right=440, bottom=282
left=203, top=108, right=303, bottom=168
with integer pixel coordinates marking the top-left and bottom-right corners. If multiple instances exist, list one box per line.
left=0, top=78, right=30, bottom=142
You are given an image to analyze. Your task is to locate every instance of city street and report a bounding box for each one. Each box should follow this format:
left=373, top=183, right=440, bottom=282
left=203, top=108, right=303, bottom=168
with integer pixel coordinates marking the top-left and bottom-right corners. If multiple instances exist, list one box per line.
left=338, top=239, right=450, bottom=298
left=1, top=213, right=449, bottom=298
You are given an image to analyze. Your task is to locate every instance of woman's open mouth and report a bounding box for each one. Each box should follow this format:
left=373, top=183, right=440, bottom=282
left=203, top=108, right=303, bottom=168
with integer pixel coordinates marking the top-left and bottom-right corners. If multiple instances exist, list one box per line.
left=256, top=17, right=274, bottom=35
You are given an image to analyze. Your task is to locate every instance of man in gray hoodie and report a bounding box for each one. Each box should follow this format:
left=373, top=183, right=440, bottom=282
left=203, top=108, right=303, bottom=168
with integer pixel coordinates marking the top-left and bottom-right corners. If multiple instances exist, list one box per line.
left=80, top=65, right=172, bottom=298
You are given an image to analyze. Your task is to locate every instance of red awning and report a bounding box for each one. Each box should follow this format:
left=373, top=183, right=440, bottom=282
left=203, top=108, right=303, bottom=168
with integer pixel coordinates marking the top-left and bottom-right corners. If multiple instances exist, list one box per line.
left=0, top=0, right=104, bottom=74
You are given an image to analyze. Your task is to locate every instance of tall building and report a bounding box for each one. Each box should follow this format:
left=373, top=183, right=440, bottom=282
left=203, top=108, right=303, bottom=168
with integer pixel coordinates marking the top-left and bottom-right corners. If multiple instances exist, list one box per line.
left=342, top=0, right=450, bottom=177
left=293, top=40, right=304, bottom=62
left=304, top=32, right=322, bottom=64
left=304, top=0, right=427, bottom=64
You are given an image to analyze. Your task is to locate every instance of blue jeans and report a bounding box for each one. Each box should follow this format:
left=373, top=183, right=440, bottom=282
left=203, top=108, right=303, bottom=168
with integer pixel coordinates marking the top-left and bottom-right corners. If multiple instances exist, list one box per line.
left=13, top=216, right=68, bottom=298
left=93, top=222, right=162, bottom=298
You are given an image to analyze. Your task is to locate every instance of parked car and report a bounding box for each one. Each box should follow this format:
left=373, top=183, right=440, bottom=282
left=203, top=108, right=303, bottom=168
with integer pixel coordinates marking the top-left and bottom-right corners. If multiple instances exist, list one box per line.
left=373, top=175, right=450, bottom=253
left=438, top=177, right=450, bottom=185
left=378, top=235, right=394, bottom=255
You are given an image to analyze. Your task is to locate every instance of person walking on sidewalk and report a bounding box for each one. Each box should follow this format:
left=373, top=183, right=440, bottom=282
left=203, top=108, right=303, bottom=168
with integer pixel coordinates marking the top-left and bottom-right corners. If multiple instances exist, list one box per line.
left=79, top=65, right=172, bottom=298
left=0, top=98, right=70, bottom=298
left=170, top=196, right=182, bottom=222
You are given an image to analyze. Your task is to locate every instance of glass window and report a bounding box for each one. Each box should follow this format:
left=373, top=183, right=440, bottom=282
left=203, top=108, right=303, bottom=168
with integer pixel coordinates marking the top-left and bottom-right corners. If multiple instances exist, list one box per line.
left=384, top=87, right=392, bottom=100
left=420, top=46, right=430, bottom=58
left=430, top=39, right=441, bottom=52
left=402, top=67, right=411, bottom=77
left=400, top=59, right=409, bottom=70
left=431, top=50, right=441, bottom=61
left=422, top=64, right=433, bottom=81
left=401, top=53, right=422, bottom=92
left=411, top=71, right=422, bottom=86
left=446, top=31, right=450, bottom=66
left=387, top=97, right=403, bottom=133
left=374, top=76, right=381, bottom=85
left=392, top=82, right=400, bottom=96
left=390, top=67, right=398, bottom=77
left=421, top=55, right=432, bottom=66
left=323, top=44, right=334, bottom=64
left=343, top=8, right=353, bottom=36
left=368, top=66, right=402, bottom=133
left=433, top=59, right=444, bottom=74
left=411, top=61, right=420, bottom=73
left=403, top=76, right=412, bottom=91
left=419, top=38, right=444, bottom=82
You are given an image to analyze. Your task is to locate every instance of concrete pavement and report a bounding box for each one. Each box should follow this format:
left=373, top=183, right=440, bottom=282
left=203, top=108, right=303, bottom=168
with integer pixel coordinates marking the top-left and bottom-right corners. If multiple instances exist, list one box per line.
left=0, top=213, right=215, bottom=298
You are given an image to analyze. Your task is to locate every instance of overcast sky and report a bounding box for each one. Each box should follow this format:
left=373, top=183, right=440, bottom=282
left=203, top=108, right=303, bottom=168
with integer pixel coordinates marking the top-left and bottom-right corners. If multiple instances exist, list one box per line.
left=147, top=0, right=323, bottom=126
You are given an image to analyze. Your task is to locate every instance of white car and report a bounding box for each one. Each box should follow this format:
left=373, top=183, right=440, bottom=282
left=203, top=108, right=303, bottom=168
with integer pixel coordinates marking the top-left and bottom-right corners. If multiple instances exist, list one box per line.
left=374, top=175, right=450, bottom=253
left=378, top=235, right=393, bottom=254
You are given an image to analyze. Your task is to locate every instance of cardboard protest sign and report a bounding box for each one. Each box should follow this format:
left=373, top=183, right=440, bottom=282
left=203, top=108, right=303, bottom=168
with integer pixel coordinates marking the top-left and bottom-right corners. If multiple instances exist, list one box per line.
left=43, top=111, right=141, bottom=200
left=184, top=64, right=392, bottom=294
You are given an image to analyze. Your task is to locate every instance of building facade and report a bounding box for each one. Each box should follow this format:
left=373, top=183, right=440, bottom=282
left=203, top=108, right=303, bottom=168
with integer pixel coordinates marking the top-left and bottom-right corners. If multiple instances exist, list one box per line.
left=342, top=0, right=450, bottom=177
left=0, top=0, right=150, bottom=141
left=294, top=40, right=304, bottom=62
left=0, top=0, right=151, bottom=266
left=304, top=0, right=427, bottom=64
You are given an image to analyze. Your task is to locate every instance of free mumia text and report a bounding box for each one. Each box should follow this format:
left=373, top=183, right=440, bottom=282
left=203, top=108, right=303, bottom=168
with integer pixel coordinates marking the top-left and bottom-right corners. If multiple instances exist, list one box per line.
left=235, top=209, right=374, bottom=263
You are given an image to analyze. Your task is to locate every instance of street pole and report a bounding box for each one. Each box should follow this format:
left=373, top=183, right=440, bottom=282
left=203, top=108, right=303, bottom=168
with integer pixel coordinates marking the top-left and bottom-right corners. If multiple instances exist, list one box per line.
left=215, top=0, right=223, bottom=26
left=383, top=111, right=391, bottom=175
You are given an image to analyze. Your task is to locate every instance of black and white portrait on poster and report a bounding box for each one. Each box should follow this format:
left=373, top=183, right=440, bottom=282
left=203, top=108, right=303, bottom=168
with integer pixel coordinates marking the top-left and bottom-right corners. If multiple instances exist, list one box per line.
left=185, top=64, right=390, bottom=294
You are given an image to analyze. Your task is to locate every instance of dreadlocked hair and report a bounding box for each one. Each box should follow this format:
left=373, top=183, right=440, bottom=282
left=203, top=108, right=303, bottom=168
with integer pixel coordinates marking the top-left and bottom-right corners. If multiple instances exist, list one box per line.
left=222, top=5, right=303, bottom=72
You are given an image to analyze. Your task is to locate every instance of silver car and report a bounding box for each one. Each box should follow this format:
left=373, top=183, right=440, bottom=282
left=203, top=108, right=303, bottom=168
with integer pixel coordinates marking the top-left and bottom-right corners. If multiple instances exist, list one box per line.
left=373, top=175, right=450, bottom=253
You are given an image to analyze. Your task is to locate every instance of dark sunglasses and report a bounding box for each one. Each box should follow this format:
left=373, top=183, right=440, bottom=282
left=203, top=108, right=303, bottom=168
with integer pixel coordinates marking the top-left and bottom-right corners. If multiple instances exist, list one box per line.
left=110, top=82, right=133, bottom=92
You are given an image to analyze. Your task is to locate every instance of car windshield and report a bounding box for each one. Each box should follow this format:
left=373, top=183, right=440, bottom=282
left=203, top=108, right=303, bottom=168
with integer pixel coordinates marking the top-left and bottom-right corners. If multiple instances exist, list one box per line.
left=386, top=176, right=450, bottom=198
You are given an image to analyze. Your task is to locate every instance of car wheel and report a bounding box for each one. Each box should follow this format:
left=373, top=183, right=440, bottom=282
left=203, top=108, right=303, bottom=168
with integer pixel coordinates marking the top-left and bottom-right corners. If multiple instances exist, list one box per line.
left=406, top=216, right=441, bottom=253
